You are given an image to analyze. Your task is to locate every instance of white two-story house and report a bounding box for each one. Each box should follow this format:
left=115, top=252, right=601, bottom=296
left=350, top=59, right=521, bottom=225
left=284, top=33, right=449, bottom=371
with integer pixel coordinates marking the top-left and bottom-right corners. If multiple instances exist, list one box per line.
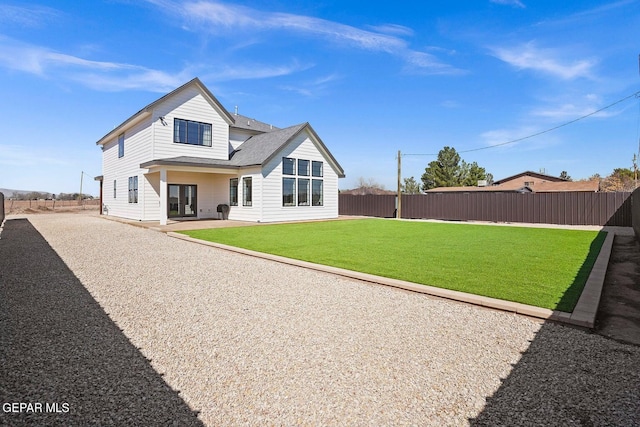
left=95, top=78, right=345, bottom=225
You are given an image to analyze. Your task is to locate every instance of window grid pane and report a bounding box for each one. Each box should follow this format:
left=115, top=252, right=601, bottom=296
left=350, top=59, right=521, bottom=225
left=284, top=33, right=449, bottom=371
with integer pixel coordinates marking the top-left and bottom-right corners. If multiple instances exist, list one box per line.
left=312, top=161, right=323, bottom=177
left=298, top=178, right=310, bottom=206
left=283, top=178, right=296, bottom=206
left=312, top=179, right=323, bottom=206
left=298, top=159, right=309, bottom=176
left=230, top=178, right=238, bottom=206
left=243, top=177, right=252, bottom=206
left=282, top=157, right=295, bottom=175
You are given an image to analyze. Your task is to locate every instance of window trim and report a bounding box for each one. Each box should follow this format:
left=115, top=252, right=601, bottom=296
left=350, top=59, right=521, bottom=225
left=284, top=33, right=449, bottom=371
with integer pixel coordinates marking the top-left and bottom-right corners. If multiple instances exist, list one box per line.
left=173, top=118, right=212, bottom=147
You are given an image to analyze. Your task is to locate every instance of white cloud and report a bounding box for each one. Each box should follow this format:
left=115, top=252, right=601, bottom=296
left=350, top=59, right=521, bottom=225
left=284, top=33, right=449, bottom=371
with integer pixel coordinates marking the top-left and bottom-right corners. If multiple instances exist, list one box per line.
left=0, top=36, right=190, bottom=91
left=0, top=4, right=61, bottom=27
left=203, top=61, right=313, bottom=81
left=149, top=0, right=462, bottom=74
left=490, top=0, right=526, bottom=8
left=491, top=42, right=596, bottom=80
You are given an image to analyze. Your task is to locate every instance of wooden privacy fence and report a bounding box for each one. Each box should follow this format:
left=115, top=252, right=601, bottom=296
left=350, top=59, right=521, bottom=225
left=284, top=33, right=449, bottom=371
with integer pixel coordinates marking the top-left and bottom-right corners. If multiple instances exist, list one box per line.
left=339, top=192, right=632, bottom=226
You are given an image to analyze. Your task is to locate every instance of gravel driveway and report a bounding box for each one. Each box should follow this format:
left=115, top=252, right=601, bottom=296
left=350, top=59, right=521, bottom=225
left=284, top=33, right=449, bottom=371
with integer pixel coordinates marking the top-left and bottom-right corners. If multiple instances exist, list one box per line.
left=2, top=213, right=639, bottom=426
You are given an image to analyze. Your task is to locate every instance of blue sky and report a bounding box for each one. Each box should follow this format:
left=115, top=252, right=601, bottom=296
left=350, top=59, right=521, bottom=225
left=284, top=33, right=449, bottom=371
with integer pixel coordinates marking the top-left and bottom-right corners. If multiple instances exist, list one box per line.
left=1, top=0, right=639, bottom=195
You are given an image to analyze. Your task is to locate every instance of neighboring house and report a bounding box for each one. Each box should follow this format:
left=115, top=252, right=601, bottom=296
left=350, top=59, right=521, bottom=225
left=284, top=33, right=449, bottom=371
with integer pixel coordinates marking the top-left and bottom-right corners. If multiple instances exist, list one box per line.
left=95, top=78, right=345, bottom=225
left=427, top=170, right=599, bottom=193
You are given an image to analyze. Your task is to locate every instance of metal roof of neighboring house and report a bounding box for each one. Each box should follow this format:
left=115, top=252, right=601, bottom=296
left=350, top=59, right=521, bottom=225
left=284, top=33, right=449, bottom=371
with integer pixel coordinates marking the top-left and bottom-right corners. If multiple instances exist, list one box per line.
left=492, top=170, right=566, bottom=185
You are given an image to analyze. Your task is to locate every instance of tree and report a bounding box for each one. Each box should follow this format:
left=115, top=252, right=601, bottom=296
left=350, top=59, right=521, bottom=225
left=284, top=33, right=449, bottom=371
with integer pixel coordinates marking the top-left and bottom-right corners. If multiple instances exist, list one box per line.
left=559, top=171, right=572, bottom=181
left=600, top=168, right=636, bottom=192
left=342, top=177, right=389, bottom=195
left=401, top=176, right=421, bottom=194
left=421, top=146, right=492, bottom=190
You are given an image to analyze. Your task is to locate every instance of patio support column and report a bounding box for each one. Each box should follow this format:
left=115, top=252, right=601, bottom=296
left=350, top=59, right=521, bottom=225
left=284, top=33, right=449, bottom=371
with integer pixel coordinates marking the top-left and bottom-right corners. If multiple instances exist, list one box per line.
left=159, top=168, right=168, bottom=226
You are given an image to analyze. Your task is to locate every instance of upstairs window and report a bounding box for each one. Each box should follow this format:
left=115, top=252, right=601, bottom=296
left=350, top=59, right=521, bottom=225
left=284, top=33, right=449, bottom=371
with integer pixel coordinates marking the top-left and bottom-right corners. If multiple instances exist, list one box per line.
left=174, top=118, right=212, bottom=147
left=298, top=159, right=309, bottom=176
left=282, top=157, right=295, bottom=175
left=118, top=133, right=124, bottom=158
left=312, top=161, right=323, bottom=177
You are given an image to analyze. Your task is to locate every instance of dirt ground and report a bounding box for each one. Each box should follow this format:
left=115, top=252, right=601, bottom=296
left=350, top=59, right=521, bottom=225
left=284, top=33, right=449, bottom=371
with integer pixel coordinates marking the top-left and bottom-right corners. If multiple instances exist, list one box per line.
left=596, top=234, right=640, bottom=346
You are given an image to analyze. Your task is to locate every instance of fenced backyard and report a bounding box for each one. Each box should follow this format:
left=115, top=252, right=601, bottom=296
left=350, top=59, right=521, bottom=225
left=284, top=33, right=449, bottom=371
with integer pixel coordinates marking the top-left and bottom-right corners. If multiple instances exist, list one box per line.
left=339, top=192, right=633, bottom=227
left=3, top=198, right=100, bottom=215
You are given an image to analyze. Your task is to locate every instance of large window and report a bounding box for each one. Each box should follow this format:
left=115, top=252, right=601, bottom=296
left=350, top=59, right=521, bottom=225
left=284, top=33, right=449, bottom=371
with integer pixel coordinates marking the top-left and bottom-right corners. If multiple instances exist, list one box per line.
left=118, top=133, right=124, bottom=158
left=283, top=178, right=296, bottom=206
left=230, top=178, right=238, bottom=206
left=174, top=118, right=212, bottom=147
left=282, top=157, right=323, bottom=207
left=128, top=176, right=138, bottom=203
left=243, top=177, right=252, bottom=206
left=298, top=178, right=310, bottom=206
left=312, top=179, right=323, bottom=206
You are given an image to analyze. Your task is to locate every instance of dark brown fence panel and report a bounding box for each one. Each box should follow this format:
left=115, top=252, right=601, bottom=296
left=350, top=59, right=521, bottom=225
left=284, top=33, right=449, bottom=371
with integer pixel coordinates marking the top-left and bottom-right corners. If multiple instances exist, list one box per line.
left=338, top=194, right=396, bottom=218
left=0, top=192, right=4, bottom=225
left=340, top=192, right=632, bottom=226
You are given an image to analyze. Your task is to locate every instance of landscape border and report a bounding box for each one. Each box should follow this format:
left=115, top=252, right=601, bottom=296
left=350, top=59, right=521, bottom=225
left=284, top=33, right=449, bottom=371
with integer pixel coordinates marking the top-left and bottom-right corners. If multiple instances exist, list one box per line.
left=167, top=227, right=615, bottom=328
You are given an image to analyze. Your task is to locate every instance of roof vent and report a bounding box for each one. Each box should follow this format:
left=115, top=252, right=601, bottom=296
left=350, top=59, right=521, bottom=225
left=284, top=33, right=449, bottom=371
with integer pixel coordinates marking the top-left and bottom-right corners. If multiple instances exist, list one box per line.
left=234, top=106, right=238, bottom=115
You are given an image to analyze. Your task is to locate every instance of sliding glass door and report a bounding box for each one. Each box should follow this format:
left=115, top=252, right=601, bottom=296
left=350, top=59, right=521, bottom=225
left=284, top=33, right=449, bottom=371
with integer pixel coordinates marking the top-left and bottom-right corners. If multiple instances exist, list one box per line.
left=168, top=184, right=197, bottom=218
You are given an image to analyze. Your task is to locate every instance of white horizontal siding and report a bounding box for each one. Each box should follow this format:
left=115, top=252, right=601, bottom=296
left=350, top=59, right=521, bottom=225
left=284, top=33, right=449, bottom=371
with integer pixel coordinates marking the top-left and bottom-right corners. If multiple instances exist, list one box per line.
left=101, top=118, right=151, bottom=220
left=259, top=130, right=339, bottom=223
left=152, top=87, right=229, bottom=161
left=227, top=167, right=262, bottom=222
left=229, top=129, right=252, bottom=152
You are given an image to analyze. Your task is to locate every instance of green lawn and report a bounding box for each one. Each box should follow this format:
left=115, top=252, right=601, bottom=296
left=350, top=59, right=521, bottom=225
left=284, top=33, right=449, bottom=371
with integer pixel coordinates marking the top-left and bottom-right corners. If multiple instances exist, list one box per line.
left=180, top=219, right=606, bottom=312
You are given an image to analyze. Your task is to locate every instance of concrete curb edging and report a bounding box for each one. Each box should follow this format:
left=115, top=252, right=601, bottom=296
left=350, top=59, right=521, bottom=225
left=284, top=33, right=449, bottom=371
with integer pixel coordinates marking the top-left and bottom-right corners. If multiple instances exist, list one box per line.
left=567, top=230, right=614, bottom=328
left=167, top=230, right=614, bottom=328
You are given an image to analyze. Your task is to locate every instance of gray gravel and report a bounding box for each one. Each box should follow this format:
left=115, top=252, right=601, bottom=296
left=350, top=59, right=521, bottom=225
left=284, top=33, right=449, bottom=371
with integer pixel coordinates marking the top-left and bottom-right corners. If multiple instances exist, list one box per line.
left=2, top=213, right=640, bottom=426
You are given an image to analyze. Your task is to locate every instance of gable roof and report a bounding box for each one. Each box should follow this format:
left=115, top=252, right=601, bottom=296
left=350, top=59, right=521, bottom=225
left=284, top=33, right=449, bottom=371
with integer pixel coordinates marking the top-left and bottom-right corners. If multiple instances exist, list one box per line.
left=95, top=77, right=235, bottom=146
left=493, top=170, right=566, bottom=185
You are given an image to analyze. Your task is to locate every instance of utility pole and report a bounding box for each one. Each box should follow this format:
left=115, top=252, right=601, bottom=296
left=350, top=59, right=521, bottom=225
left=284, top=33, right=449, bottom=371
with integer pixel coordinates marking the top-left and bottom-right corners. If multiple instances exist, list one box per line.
left=79, top=171, right=84, bottom=209
left=397, top=150, right=402, bottom=219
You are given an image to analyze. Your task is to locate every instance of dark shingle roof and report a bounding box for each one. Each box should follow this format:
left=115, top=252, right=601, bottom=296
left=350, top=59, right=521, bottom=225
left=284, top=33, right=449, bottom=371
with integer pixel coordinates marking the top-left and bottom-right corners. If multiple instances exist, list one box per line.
left=229, top=123, right=306, bottom=166
left=230, top=113, right=279, bottom=133
left=140, top=123, right=307, bottom=169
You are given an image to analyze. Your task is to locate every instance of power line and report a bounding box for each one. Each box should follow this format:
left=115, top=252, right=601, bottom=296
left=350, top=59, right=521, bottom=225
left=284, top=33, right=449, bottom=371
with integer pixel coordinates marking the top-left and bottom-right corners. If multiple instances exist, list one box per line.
left=403, top=89, right=640, bottom=157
